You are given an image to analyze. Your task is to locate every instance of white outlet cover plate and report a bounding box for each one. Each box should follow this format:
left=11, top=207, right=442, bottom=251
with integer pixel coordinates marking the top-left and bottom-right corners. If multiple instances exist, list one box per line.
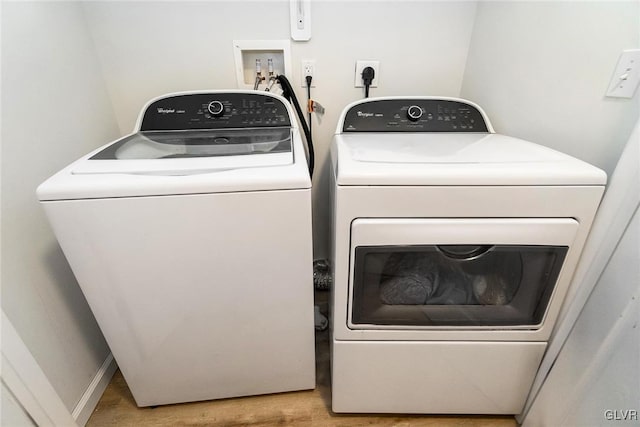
left=355, top=60, right=379, bottom=88
left=606, top=49, right=640, bottom=98
left=301, top=59, right=316, bottom=88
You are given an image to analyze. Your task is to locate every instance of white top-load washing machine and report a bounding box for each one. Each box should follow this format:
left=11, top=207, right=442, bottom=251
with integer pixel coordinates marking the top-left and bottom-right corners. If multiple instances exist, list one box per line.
left=38, top=91, right=315, bottom=407
left=329, top=97, right=606, bottom=414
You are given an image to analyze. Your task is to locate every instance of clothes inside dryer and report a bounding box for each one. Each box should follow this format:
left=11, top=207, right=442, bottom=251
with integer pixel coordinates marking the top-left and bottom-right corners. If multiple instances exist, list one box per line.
left=351, top=245, right=568, bottom=327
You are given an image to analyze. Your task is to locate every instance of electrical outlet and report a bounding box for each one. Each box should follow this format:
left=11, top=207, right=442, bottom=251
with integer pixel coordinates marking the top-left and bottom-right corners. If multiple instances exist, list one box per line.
left=354, top=60, right=379, bottom=88
left=606, top=49, right=640, bottom=98
left=301, top=59, right=316, bottom=87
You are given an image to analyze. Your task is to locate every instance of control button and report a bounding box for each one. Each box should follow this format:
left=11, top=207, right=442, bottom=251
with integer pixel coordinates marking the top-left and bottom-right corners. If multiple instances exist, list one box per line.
left=207, top=101, right=225, bottom=117
left=407, top=105, right=423, bottom=122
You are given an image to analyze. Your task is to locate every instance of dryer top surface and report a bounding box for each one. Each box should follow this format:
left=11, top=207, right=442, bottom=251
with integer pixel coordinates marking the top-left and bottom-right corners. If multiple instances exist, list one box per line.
left=332, top=133, right=606, bottom=186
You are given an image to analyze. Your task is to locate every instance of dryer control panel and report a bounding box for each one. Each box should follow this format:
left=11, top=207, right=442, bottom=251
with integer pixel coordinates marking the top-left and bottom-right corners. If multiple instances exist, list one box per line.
left=342, top=99, right=488, bottom=133
left=140, top=93, right=291, bottom=131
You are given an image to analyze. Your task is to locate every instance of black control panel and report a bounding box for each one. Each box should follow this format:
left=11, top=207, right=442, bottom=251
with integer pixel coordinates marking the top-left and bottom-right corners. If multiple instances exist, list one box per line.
left=342, top=99, right=488, bottom=132
left=139, top=93, right=291, bottom=131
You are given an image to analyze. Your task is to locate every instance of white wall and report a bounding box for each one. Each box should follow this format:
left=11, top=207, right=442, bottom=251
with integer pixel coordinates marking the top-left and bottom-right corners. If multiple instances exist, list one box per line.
left=524, top=209, right=640, bottom=426
left=81, top=0, right=479, bottom=258
left=1, top=1, right=118, bottom=411
left=520, top=116, right=640, bottom=425
left=461, top=1, right=640, bottom=177
left=1, top=383, right=36, bottom=427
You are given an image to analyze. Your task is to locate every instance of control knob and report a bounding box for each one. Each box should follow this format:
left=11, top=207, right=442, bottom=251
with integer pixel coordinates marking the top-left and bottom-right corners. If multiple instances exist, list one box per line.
left=407, top=105, right=423, bottom=122
left=207, top=100, right=225, bottom=117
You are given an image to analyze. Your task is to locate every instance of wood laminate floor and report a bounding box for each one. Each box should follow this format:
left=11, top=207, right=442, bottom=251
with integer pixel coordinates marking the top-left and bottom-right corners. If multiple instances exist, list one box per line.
left=87, top=294, right=518, bottom=427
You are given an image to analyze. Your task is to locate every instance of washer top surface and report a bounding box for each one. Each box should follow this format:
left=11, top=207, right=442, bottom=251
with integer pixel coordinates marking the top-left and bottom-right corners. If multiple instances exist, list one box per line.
left=38, top=91, right=311, bottom=201
left=332, top=97, right=606, bottom=186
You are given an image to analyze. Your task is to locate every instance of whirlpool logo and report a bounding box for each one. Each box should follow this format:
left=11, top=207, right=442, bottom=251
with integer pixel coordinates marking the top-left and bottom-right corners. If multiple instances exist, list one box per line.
left=356, top=111, right=374, bottom=118
left=157, top=108, right=185, bottom=114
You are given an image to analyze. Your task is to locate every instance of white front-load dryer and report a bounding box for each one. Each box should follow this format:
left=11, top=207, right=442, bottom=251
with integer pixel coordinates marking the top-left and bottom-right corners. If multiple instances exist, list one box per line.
left=38, top=91, right=315, bottom=407
left=329, top=97, right=606, bottom=414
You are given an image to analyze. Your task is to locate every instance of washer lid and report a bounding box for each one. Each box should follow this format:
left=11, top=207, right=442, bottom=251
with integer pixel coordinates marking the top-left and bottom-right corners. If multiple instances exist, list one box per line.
left=38, top=130, right=310, bottom=201
left=92, top=128, right=291, bottom=160
left=71, top=127, right=292, bottom=175
left=333, top=133, right=607, bottom=186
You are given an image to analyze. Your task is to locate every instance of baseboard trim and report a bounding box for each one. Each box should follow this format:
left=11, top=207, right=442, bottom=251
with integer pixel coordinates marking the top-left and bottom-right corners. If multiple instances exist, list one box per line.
left=72, top=353, right=117, bottom=426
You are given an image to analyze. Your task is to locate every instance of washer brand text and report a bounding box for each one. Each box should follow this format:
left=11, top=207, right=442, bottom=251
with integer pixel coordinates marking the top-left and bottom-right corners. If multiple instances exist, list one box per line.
left=357, top=111, right=374, bottom=118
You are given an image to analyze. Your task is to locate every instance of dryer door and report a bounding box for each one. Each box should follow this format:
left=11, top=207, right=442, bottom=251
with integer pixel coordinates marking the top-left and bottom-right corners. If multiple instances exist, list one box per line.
left=348, top=218, right=578, bottom=329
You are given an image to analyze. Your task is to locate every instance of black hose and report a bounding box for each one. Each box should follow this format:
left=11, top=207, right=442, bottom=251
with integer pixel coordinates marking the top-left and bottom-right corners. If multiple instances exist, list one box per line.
left=276, top=75, right=314, bottom=178
left=306, top=76, right=313, bottom=137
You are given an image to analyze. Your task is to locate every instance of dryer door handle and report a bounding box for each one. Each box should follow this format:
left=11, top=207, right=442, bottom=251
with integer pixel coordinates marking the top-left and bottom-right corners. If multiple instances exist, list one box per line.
left=436, top=245, right=494, bottom=260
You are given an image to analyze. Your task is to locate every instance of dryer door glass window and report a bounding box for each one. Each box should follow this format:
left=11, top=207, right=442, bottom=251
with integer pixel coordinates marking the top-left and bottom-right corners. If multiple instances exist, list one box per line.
left=351, top=245, right=567, bottom=327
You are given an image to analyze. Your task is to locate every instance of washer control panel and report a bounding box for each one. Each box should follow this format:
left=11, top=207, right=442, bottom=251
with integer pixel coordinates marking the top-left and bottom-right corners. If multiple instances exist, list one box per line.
left=342, top=99, right=488, bottom=132
left=140, top=92, right=291, bottom=131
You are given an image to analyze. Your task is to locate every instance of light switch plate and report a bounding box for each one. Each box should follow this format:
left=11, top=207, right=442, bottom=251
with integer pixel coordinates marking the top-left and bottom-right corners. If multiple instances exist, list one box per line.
left=290, top=0, right=311, bottom=41
left=606, top=49, right=640, bottom=98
